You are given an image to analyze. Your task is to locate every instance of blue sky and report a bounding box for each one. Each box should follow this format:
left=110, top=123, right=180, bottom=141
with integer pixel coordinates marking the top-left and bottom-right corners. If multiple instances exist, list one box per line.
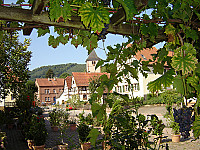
left=5, top=0, right=164, bottom=71
left=18, top=29, right=128, bottom=71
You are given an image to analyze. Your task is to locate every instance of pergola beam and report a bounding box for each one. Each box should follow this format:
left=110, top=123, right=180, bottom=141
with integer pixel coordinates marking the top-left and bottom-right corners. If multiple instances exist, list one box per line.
left=0, top=5, right=167, bottom=47
left=23, top=0, right=48, bottom=35
left=0, top=6, right=139, bottom=35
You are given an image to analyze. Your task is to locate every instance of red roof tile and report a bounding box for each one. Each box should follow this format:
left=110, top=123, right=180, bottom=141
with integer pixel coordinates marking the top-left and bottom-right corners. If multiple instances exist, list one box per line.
left=127, top=45, right=173, bottom=65
left=134, top=47, right=158, bottom=64
left=72, top=72, right=110, bottom=86
left=35, top=78, right=64, bottom=87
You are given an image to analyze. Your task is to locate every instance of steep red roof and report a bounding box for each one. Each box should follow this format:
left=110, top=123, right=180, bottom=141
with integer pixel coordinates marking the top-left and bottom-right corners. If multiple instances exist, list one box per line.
left=127, top=44, right=173, bottom=65
left=65, top=76, right=72, bottom=88
left=72, top=72, right=110, bottom=86
left=134, top=47, right=157, bottom=63
left=35, top=78, right=64, bottom=87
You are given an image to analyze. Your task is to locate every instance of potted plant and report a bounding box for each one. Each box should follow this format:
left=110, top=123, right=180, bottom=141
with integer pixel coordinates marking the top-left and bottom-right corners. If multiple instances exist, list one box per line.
left=49, top=110, right=60, bottom=132
left=77, top=123, right=92, bottom=150
left=56, top=109, right=69, bottom=149
left=69, top=119, right=77, bottom=131
left=150, top=115, right=165, bottom=144
left=29, top=114, right=47, bottom=150
left=77, top=112, right=94, bottom=126
left=170, top=120, right=181, bottom=142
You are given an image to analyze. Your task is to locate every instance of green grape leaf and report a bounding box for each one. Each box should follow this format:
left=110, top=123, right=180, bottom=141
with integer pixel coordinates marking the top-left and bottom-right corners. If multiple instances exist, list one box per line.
left=37, top=28, right=50, bottom=37
left=157, top=48, right=168, bottom=62
left=181, top=43, right=196, bottom=55
left=185, top=29, right=198, bottom=41
left=91, top=103, right=105, bottom=121
left=62, top=2, right=72, bottom=21
left=88, top=128, right=100, bottom=146
left=173, top=75, right=184, bottom=95
left=57, top=35, right=69, bottom=45
left=147, top=69, right=175, bottom=93
left=187, top=75, right=200, bottom=93
left=48, top=35, right=59, bottom=48
left=116, top=0, right=137, bottom=20
left=16, top=0, right=25, bottom=4
left=148, top=0, right=156, bottom=7
left=28, top=0, right=34, bottom=4
left=49, top=0, right=62, bottom=21
left=194, top=11, right=200, bottom=19
left=79, top=2, right=109, bottom=32
left=195, top=63, right=200, bottom=73
left=172, top=43, right=198, bottom=75
left=140, top=23, right=157, bottom=37
left=71, top=36, right=82, bottom=48
left=149, top=23, right=158, bottom=36
left=191, top=116, right=200, bottom=139
left=164, top=24, right=177, bottom=44
left=141, top=61, right=150, bottom=71
left=0, top=31, right=3, bottom=41
left=153, top=63, right=164, bottom=74
left=124, top=64, right=138, bottom=80
left=82, top=34, right=98, bottom=51
left=96, top=60, right=104, bottom=70
left=91, top=102, right=101, bottom=117
left=140, top=24, right=148, bottom=35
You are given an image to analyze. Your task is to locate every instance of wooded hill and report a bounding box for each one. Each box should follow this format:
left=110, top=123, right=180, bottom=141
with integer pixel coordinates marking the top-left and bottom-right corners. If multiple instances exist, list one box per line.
left=29, top=63, right=85, bottom=81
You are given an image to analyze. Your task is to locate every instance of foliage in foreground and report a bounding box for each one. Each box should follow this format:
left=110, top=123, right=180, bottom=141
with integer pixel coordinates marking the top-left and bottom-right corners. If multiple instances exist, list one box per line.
left=0, top=31, right=31, bottom=99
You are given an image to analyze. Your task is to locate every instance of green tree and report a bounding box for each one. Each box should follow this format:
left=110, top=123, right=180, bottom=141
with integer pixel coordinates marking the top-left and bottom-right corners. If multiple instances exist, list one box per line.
left=59, top=72, right=70, bottom=78
left=45, top=68, right=54, bottom=78
left=0, top=31, right=31, bottom=98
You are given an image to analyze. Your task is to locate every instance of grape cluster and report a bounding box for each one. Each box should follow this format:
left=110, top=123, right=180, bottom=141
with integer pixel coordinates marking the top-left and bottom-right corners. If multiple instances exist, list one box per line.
left=173, top=106, right=194, bottom=138
left=97, top=23, right=109, bottom=40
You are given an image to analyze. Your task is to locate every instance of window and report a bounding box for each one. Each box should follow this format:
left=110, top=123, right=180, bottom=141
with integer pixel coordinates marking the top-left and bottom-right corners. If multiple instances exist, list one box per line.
left=82, top=86, right=86, bottom=91
left=125, top=85, right=129, bottom=92
left=141, top=54, right=147, bottom=60
left=134, top=83, right=139, bottom=91
left=53, top=97, right=56, bottom=102
left=83, top=94, right=87, bottom=100
left=48, top=97, right=50, bottom=101
left=53, top=89, right=56, bottom=93
left=117, top=86, right=120, bottom=93
left=92, top=61, right=96, bottom=66
left=11, top=94, right=14, bottom=100
left=122, top=85, right=124, bottom=92
left=45, top=89, right=50, bottom=94
left=45, top=97, right=47, bottom=101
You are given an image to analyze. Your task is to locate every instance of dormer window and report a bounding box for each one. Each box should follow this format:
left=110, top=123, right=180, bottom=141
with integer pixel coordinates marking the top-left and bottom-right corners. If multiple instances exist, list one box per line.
left=141, top=54, right=147, bottom=60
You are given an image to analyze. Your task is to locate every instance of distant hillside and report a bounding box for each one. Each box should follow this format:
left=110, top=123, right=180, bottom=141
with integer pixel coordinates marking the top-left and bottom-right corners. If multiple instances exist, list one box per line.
left=30, top=63, right=86, bottom=81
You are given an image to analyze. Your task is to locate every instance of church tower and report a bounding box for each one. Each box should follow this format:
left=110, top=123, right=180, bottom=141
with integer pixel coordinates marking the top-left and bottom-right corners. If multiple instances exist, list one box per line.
left=86, top=50, right=101, bottom=73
